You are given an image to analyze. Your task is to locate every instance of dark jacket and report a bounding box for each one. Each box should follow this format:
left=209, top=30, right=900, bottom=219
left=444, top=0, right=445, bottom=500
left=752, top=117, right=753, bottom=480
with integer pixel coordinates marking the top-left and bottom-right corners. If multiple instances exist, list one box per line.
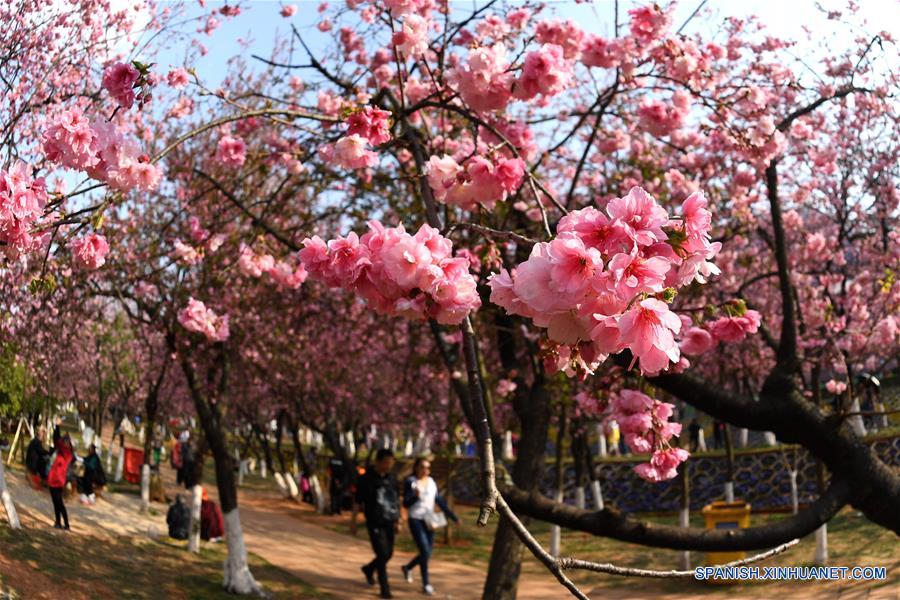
left=167, top=498, right=190, bottom=540
left=355, top=468, right=400, bottom=526
left=25, top=437, right=48, bottom=476
left=402, top=476, right=458, bottom=522
left=82, top=452, right=106, bottom=494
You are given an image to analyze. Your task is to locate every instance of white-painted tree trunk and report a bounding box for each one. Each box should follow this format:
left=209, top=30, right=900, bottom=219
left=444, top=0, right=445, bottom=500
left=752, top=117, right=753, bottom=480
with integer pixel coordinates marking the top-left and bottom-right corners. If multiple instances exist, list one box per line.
left=114, top=445, right=125, bottom=483
left=237, top=460, right=248, bottom=487
left=697, top=429, right=708, bottom=452
left=738, top=428, right=749, bottom=448
left=591, top=479, right=604, bottom=510
left=285, top=472, right=299, bottom=499
left=259, top=460, right=267, bottom=479
left=597, top=423, right=607, bottom=457
left=79, top=418, right=86, bottom=432
left=222, top=508, right=264, bottom=595
left=140, top=464, right=151, bottom=512
left=310, top=474, right=326, bottom=513
left=549, top=489, right=563, bottom=557
left=502, top=430, right=514, bottom=461
left=273, top=472, right=289, bottom=497
left=789, top=470, right=799, bottom=515
left=403, top=439, right=414, bottom=457
left=847, top=398, right=867, bottom=437
left=763, top=431, right=777, bottom=446
left=0, top=451, right=21, bottom=529
left=725, top=481, right=734, bottom=503
left=814, top=524, right=828, bottom=565
left=346, top=431, right=357, bottom=457
left=575, top=486, right=586, bottom=510
left=188, top=484, right=202, bottom=553
left=138, top=426, right=145, bottom=445
left=106, top=438, right=114, bottom=473
left=678, top=508, right=691, bottom=569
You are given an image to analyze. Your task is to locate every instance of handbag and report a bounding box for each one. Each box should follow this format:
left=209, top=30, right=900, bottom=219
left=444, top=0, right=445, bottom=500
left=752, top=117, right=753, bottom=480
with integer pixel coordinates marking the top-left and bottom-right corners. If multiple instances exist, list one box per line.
left=425, top=509, right=448, bottom=531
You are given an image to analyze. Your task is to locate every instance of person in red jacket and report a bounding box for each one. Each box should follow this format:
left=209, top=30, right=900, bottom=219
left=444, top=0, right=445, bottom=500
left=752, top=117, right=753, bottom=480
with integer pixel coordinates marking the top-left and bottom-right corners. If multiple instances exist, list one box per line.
left=48, top=424, right=73, bottom=530
left=200, top=488, right=224, bottom=542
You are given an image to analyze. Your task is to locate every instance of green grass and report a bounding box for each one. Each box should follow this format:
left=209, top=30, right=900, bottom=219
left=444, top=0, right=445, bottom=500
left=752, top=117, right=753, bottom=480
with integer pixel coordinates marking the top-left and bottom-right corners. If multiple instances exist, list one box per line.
left=0, top=522, right=330, bottom=599
left=320, top=504, right=898, bottom=594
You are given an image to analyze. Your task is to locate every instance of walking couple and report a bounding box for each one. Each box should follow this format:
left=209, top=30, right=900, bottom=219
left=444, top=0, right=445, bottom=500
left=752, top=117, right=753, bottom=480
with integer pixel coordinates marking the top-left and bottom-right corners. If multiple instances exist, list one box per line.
left=351, top=451, right=458, bottom=598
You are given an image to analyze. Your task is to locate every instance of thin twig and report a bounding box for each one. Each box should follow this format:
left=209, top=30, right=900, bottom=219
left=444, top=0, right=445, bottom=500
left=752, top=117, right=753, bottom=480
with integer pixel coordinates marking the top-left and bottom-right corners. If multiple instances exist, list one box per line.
left=559, top=539, right=799, bottom=577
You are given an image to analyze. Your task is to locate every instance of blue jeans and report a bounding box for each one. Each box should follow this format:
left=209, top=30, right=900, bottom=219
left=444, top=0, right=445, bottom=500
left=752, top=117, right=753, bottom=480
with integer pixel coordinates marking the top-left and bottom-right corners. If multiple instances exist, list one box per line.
left=405, top=518, right=434, bottom=586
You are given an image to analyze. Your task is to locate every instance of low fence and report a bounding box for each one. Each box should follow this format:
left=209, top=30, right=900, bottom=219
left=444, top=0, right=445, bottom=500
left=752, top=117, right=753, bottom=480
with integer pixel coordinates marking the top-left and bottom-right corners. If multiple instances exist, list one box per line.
left=432, top=434, right=900, bottom=513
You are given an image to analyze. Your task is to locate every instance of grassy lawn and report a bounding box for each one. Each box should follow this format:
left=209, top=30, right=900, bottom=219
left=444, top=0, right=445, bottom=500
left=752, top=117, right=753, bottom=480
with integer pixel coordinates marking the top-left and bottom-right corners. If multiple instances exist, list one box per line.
left=0, top=523, right=330, bottom=599
left=321, top=504, right=898, bottom=594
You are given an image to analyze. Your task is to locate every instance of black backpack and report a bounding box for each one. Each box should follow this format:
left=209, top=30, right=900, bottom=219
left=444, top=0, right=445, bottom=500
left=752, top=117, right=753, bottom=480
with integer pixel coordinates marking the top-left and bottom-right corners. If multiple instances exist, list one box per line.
left=167, top=501, right=190, bottom=540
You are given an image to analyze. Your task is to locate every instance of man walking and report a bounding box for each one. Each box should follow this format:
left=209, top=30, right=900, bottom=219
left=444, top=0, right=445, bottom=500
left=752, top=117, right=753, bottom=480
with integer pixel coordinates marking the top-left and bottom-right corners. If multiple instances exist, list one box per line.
left=351, top=449, right=400, bottom=599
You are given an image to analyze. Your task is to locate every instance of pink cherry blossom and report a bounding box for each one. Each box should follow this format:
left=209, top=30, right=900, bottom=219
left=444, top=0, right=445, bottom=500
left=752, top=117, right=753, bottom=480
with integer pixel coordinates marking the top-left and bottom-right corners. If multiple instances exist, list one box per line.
left=166, top=68, right=190, bottom=88
left=617, top=298, right=682, bottom=374
left=70, top=233, right=109, bottom=270
left=178, top=298, right=230, bottom=342
left=345, top=106, right=392, bottom=146
left=708, top=310, right=761, bottom=343
left=102, top=62, right=139, bottom=109
left=679, top=327, right=715, bottom=355
left=216, top=135, right=247, bottom=167
left=330, top=134, right=379, bottom=169
left=515, top=44, right=572, bottom=100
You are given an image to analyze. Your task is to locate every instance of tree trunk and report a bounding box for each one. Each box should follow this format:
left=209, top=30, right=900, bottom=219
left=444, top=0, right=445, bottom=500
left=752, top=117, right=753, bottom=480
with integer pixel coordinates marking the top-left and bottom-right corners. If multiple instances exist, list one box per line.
left=114, top=436, right=125, bottom=483
left=0, top=450, right=21, bottom=529
left=724, top=424, right=735, bottom=502
left=482, top=381, right=551, bottom=600
left=188, top=483, right=202, bottom=553
left=549, top=401, right=568, bottom=558
left=678, top=463, right=691, bottom=570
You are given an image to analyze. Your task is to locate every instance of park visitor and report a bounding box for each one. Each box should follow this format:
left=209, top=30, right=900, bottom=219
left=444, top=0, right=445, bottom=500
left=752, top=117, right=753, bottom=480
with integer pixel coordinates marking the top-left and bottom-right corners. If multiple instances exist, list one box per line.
left=47, top=424, right=73, bottom=530
left=25, top=426, right=48, bottom=489
left=351, top=448, right=400, bottom=599
left=200, top=488, right=224, bottom=542
left=167, top=494, right=190, bottom=540
left=79, top=443, right=106, bottom=505
left=401, top=457, right=459, bottom=597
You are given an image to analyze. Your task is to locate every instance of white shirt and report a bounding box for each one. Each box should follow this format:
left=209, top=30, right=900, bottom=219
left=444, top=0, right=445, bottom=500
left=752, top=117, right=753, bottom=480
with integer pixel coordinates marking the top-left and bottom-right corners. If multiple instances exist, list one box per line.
left=408, top=476, right=438, bottom=520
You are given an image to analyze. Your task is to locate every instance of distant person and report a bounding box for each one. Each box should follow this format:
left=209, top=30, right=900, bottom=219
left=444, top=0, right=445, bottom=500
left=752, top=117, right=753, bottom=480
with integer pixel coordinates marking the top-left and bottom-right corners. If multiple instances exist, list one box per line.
left=180, top=434, right=197, bottom=490
left=80, top=444, right=106, bottom=505
left=25, top=426, right=49, bottom=489
left=689, top=418, right=702, bottom=452
left=48, top=423, right=73, bottom=530
left=606, top=420, right=620, bottom=456
left=171, top=432, right=183, bottom=485
left=328, top=455, right=346, bottom=514
left=167, top=494, right=190, bottom=540
left=713, top=420, right=725, bottom=449
left=200, top=488, right=224, bottom=542
left=351, top=449, right=400, bottom=599
left=400, top=457, right=459, bottom=597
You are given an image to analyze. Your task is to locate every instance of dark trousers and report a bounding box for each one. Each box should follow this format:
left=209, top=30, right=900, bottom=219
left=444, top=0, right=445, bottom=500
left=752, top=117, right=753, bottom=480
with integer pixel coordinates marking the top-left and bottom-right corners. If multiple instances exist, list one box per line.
left=405, top=518, right=434, bottom=586
left=364, top=523, right=395, bottom=594
left=50, top=487, right=68, bottom=527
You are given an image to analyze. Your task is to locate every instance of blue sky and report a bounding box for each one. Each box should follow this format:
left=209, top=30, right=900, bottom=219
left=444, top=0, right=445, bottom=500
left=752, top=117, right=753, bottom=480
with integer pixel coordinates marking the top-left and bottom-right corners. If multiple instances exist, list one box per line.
left=142, top=0, right=897, bottom=90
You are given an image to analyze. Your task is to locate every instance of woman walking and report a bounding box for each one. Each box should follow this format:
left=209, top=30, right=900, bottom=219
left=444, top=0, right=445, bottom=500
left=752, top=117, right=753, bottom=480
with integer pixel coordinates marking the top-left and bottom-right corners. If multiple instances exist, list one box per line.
left=48, top=424, right=74, bottom=530
left=400, top=457, right=459, bottom=596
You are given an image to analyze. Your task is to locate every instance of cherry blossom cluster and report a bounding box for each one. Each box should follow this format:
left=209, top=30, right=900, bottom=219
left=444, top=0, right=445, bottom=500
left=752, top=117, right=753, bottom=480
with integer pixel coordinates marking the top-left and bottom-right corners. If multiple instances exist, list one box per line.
left=178, top=297, right=230, bottom=342
left=216, top=135, right=247, bottom=167
left=321, top=107, right=392, bottom=170
left=69, top=233, right=109, bottom=270
left=609, top=389, right=688, bottom=482
left=426, top=154, right=524, bottom=211
left=42, top=108, right=162, bottom=192
left=238, top=243, right=308, bottom=290
left=489, top=187, right=724, bottom=377
left=0, top=161, right=48, bottom=255
left=102, top=61, right=154, bottom=111
left=299, top=221, right=481, bottom=324
left=679, top=306, right=763, bottom=357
